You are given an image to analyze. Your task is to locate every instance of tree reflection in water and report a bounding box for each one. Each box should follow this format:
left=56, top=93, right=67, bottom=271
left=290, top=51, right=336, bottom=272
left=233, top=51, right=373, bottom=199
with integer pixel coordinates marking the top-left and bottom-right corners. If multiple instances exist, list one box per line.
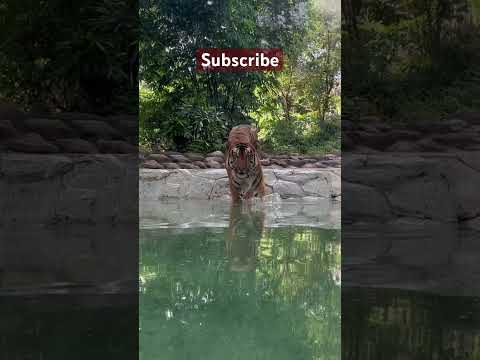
left=140, top=203, right=340, bottom=360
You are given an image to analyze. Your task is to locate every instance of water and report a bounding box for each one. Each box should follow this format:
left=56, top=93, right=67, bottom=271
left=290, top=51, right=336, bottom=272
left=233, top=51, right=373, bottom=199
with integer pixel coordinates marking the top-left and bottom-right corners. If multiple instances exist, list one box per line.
left=343, top=288, right=480, bottom=360
left=139, top=202, right=341, bottom=360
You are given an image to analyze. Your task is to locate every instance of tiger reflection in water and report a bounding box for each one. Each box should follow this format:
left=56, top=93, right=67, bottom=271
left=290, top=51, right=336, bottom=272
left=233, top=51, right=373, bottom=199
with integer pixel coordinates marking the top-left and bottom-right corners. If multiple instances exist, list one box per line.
left=226, top=203, right=265, bottom=272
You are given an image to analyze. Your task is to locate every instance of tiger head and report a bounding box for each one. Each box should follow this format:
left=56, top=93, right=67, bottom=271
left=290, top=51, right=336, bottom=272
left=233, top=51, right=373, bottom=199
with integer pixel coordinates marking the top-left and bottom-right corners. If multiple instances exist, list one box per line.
left=226, top=125, right=260, bottom=179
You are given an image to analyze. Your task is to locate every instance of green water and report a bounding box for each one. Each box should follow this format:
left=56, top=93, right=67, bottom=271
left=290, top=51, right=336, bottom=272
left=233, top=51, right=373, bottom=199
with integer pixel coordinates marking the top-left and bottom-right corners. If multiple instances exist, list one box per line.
left=139, top=206, right=341, bottom=360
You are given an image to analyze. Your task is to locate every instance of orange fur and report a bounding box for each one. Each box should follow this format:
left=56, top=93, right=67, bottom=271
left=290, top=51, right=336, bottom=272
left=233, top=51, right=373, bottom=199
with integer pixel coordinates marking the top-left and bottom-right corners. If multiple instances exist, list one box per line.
left=225, top=125, right=265, bottom=202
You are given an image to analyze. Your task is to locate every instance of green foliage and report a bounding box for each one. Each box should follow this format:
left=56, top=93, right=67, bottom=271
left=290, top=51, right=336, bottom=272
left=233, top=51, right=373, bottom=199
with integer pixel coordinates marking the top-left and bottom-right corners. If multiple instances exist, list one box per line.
left=0, top=0, right=138, bottom=113
left=343, top=0, right=480, bottom=121
left=140, top=0, right=341, bottom=154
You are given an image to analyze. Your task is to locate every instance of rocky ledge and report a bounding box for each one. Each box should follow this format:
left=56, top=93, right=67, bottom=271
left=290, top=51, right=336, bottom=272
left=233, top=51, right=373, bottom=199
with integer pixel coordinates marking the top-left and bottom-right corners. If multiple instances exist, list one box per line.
left=140, top=168, right=341, bottom=201
left=0, top=102, right=137, bottom=153
left=141, top=150, right=341, bottom=169
left=343, top=111, right=480, bottom=153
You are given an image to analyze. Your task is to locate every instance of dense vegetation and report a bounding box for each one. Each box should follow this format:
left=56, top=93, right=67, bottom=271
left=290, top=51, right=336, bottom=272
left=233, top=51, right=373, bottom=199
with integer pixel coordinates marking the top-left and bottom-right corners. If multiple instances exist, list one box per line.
left=0, top=0, right=138, bottom=114
left=342, top=0, right=480, bottom=122
left=140, top=0, right=341, bottom=154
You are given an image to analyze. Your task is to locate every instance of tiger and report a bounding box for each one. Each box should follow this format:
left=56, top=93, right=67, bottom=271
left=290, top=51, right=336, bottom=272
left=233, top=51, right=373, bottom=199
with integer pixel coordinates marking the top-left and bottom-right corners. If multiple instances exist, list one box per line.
left=225, top=124, right=265, bottom=202
left=226, top=203, right=265, bottom=272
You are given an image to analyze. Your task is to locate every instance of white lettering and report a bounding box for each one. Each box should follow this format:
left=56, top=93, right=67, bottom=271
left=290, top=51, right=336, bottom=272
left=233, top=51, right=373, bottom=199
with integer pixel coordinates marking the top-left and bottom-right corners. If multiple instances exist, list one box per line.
left=201, top=53, right=211, bottom=67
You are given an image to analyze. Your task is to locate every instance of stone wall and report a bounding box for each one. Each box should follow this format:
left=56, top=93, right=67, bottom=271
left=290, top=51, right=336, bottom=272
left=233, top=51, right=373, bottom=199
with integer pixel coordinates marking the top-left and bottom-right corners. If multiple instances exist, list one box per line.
left=343, top=149, right=480, bottom=296
left=0, top=153, right=137, bottom=293
left=141, top=150, right=341, bottom=169
left=0, top=103, right=137, bottom=154
left=139, top=168, right=341, bottom=201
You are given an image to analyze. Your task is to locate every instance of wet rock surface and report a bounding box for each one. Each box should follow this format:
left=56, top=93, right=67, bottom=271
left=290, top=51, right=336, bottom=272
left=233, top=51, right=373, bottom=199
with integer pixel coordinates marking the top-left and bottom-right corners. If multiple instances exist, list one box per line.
left=140, top=168, right=341, bottom=201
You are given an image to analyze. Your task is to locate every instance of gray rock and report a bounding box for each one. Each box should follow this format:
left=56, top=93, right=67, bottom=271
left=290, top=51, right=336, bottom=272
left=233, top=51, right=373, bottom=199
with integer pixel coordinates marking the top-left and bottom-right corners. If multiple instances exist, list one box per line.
left=178, top=163, right=195, bottom=169
left=287, top=159, right=305, bottom=167
left=97, top=140, right=137, bottom=153
left=206, top=160, right=222, bottom=169
left=23, top=118, right=75, bottom=139
left=205, top=156, right=224, bottom=163
left=163, top=162, right=180, bottom=169
left=193, top=161, right=207, bottom=169
left=71, top=120, right=122, bottom=139
left=342, top=182, right=392, bottom=221
left=56, top=138, right=98, bottom=153
left=272, top=159, right=288, bottom=167
left=169, top=154, right=190, bottom=163
left=148, top=153, right=170, bottom=163
left=386, top=141, right=422, bottom=152
left=207, top=151, right=224, bottom=158
left=143, top=160, right=163, bottom=169
left=272, top=180, right=304, bottom=198
left=184, top=152, right=205, bottom=161
left=8, top=133, right=59, bottom=153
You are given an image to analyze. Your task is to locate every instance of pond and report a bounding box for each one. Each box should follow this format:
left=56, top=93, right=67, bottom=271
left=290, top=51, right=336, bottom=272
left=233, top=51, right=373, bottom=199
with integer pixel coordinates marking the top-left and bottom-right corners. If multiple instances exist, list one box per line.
left=139, top=200, right=341, bottom=360
left=343, top=287, right=480, bottom=360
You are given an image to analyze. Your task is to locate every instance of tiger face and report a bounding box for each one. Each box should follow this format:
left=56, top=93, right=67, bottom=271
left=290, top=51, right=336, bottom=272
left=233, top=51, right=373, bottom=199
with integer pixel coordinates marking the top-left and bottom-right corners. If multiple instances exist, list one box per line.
left=227, top=143, right=257, bottom=179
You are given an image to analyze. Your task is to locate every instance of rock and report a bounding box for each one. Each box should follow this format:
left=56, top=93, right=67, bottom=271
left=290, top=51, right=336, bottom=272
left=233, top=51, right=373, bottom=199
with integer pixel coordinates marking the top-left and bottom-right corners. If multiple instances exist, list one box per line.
left=23, top=118, right=76, bottom=139
left=313, top=162, right=328, bottom=168
left=303, top=158, right=317, bottom=163
left=205, top=156, right=224, bottom=163
left=1, top=154, right=73, bottom=181
left=148, top=153, right=170, bottom=163
left=321, top=159, right=341, bottom=167
left=386, top=141, right=422, bottom=152
left=56, top=138, right=98, bottom=153
left=416, top=138, right=447, bottom=152
left=111, top=119, right=138, bottom=135
left=287, top=159, right=305, bottom=167
left=178, top=163, right=195, bottom=169
left=273, top=180, right=304, bottom=198
left=184, top=152, right=205, bottom=161
left=342, top=182, right=392, bottom=221
left=71, top=120, right=122, bottom=139
left=207, top=151, right=224, bottom=158
left=0, top=119, right=18, bottom=137
left=163, top=162, right=180, bottom=169
left=260, top=158, right=271, bottom=166
left=302, top=163, right=318, bottom=168
left=97, top=140, right=137, bottom=153
left=206, top=160, right=222, bottom=169
left=272, top=159, right=288, bottom=167
left=164, top=151, right=182, bottom=156
left=143, top=160, right=163, bottom=169
left=8, top=133, right=59, bottom=153
left=193, top=161, right=207, bottom=169
left=169, top=154, right=190, bottom=163
left=432, top=133, right=480, bottom=148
